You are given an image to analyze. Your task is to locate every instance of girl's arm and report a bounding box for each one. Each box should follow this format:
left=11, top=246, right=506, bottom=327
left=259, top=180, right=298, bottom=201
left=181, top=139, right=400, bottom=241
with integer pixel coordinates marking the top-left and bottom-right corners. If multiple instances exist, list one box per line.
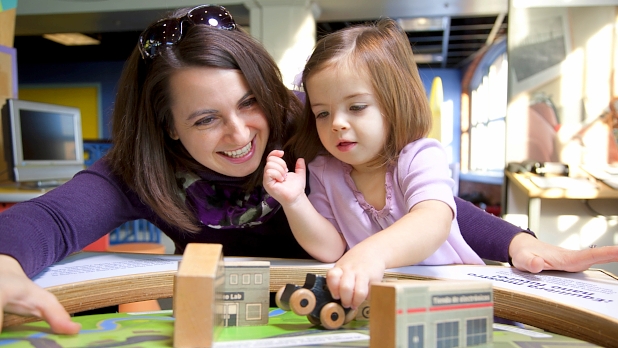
left=327, top=199, right=452, bottom=309
left=263, top=150, right=346, bottom=262
left=326, top=140, right=460, bottom=309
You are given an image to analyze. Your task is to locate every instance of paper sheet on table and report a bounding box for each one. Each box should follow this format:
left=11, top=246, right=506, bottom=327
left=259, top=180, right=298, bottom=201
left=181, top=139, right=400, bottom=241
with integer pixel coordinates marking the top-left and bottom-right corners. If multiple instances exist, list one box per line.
left=390, top=264, right=618, bottom=320
left=32, top=252, right=181, bottom=288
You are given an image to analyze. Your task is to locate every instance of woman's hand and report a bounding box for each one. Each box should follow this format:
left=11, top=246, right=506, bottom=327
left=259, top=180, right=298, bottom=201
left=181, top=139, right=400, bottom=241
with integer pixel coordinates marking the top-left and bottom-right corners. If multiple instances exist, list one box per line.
left=0, top=255, right=81, bottom=334
left=326, top=246, right=386, bottom=310
left=509, top=232, right=618, bottom=273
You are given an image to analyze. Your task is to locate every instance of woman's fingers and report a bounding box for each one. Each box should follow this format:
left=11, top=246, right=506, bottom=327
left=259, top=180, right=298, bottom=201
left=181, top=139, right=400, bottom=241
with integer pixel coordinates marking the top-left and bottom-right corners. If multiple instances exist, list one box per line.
left=0, top=255, right=80, bottom=335
left=35, top=290, right=82, bottom=335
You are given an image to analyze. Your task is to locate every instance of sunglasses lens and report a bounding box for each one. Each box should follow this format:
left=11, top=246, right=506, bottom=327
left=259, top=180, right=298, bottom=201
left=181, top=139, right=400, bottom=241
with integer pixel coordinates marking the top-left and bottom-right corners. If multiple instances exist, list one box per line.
left=140, top=19, right=183, bottom=58
left=139, top=5, right=236, bottom=59
left=187, top=5, right=236, bottom=30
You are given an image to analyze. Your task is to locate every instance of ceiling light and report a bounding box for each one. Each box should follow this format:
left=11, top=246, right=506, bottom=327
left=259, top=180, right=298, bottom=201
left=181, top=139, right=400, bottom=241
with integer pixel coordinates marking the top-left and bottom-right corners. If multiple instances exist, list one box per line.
left=397, top=17, right=447, bottom=31
left=413, top=54, right=443, bottom=64
left=43, top=33, right=101, bottom=46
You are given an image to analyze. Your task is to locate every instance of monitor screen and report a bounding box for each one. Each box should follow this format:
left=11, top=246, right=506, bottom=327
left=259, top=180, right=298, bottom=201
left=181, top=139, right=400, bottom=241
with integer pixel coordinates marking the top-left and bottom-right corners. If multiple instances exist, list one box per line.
left=2, top=99, right=85, bottom=187
left=20, top=109, right=78, bottom=161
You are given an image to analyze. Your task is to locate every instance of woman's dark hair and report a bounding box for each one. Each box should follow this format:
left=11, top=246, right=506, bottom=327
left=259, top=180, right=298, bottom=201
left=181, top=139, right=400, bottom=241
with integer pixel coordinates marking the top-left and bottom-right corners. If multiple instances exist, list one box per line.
left=107, top=8, right=302, bottom=232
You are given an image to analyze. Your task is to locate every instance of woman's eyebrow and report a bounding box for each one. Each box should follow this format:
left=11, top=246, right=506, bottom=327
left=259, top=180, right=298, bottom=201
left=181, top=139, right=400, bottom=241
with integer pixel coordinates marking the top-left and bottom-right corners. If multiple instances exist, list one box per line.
left=237, top=91, right=253, bottom=105
left=187, top=108, right=217, bottom=121
left=185, top=91, right=253, bottom=121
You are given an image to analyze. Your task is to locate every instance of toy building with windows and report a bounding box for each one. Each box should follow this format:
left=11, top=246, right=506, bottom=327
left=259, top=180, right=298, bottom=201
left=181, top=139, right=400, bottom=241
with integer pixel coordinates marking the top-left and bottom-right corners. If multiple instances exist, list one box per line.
left=370, top=279, right=493, bottom=348
left=222, top=261, right=270, bottom=327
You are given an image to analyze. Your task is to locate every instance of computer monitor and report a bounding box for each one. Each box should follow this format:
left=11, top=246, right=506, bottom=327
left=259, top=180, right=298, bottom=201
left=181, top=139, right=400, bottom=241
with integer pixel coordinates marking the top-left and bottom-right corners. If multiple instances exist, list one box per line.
left=2, top=99, right=85, bottom=188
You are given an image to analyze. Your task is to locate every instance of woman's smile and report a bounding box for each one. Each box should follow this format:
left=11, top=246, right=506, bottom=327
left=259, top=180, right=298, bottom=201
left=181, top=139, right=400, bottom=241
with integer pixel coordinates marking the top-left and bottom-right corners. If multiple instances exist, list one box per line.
left=219, top=138, right=255, bottom=163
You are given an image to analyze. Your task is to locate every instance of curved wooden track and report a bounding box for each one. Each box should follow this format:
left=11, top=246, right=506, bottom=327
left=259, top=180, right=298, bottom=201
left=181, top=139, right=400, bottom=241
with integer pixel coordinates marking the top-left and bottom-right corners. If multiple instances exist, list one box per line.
left=3, top=254, right=617, bottom=347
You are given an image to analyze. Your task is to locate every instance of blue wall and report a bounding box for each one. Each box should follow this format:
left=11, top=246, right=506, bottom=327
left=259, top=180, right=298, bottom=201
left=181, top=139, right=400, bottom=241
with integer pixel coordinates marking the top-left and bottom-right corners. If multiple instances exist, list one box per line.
left=17, top=62, right=462, bottom=163
left=17, top=61, right=125, bottom=139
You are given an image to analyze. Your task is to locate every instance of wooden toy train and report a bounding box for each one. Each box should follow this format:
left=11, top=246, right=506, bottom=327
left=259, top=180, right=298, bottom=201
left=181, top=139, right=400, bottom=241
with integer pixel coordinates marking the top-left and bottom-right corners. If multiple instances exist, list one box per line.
left=275, top=273, right=357, bottom=329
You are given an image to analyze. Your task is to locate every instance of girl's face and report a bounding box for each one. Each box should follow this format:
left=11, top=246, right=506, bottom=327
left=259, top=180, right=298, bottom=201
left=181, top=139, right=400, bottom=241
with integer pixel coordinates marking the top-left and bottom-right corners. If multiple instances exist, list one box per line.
left=168, top=67, right=270, bottom=177
left=306, top=66, right=387, bottom=171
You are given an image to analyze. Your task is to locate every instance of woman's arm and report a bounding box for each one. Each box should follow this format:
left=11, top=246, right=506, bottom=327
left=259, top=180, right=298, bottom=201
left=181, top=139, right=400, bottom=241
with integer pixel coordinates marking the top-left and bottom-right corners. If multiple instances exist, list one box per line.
left=0, top=158, right=152, bottom=334
left=0, top=158, right=149, bottom=277
left=455, top=197, right=618, bottom=272
left=455, top=196, right=532, bottom=263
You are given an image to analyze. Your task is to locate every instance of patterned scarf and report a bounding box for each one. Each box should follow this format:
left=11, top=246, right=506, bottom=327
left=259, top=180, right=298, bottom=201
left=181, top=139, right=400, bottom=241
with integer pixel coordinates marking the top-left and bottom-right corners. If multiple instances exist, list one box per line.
left=177, top=170, right=281, bottom=229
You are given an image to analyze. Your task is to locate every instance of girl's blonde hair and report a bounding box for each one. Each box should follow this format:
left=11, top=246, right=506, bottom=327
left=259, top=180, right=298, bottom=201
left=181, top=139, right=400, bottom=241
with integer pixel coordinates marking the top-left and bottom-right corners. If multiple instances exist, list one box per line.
left=290, top=18, right=432, bottom=166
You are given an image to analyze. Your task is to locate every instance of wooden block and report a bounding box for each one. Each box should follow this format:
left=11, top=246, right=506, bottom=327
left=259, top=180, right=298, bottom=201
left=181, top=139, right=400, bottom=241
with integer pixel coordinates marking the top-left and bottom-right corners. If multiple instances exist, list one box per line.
left=370, top=280, right=493, bottom=348
left=173, top=244, right=224, bottom=348
left=222, top=261, right=270, bottom=326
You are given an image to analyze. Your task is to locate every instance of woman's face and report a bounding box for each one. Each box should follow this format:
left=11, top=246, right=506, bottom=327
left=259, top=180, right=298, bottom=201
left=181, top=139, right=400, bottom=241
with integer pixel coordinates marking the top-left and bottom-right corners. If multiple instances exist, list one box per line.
left=168, top=67, right=270, bottom=177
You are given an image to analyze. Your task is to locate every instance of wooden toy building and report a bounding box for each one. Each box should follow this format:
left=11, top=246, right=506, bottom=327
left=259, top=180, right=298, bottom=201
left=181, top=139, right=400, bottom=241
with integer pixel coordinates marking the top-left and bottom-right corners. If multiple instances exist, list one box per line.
left=370, top=280, right=493, bottom=348
left=222, top=261, right=270, bottom=327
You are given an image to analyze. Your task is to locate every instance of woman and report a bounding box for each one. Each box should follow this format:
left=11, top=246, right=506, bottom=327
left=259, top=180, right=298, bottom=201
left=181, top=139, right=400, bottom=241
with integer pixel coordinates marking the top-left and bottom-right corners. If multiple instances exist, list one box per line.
left=1, top=5, right=616, bottom=334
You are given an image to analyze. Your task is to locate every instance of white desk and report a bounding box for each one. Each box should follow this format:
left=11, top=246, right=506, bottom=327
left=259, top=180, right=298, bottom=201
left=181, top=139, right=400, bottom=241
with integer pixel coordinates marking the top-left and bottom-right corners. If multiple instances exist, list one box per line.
left=0, top=183, right=47, bottom=203
left=503, top=170, right=618, bottom=232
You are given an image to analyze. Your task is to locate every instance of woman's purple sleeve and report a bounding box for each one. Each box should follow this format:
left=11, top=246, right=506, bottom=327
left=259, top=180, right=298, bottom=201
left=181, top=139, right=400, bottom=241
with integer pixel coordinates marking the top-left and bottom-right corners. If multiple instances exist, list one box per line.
left=455, top=196, right=536, bottom=262
left=0, top=159, right=150, bottom=277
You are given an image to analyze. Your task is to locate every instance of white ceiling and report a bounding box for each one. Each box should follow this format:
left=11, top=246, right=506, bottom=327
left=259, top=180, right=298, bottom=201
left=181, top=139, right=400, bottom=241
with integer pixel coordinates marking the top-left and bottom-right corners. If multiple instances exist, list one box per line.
left=14, top=0, right=508, bottom=35
left=12, top=0, right=511, bottom=68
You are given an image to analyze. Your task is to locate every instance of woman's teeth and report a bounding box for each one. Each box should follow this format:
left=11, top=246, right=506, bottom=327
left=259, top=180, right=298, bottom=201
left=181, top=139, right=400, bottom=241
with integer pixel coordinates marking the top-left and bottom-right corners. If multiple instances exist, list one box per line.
left=223, top=142, right=252, bottom=158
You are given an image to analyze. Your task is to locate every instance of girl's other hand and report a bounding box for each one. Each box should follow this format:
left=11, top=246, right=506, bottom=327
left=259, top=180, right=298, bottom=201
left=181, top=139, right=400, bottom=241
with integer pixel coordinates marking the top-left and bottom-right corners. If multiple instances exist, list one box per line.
left=0, top=255, right=81, bottom=335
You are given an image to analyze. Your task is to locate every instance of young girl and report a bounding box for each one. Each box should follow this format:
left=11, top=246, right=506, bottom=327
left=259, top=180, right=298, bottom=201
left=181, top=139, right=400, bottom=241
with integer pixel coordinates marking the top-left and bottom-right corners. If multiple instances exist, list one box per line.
left=263, top=18, right=484, bottom=311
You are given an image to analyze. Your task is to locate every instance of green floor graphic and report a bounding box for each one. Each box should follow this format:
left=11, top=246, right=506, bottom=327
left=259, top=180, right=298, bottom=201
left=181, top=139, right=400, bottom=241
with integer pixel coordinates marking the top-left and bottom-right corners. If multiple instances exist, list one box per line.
left=0, top=309, right=597, bottom=347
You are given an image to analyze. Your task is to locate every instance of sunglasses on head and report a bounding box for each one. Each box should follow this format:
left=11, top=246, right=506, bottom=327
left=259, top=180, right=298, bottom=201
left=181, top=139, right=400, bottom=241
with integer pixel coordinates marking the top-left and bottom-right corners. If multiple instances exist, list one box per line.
left=138, top=4, right=236, bottom=60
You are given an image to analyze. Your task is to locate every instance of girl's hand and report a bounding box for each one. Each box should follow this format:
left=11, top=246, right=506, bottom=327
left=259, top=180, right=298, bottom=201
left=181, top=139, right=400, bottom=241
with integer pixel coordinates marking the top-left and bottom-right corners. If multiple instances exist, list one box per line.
left=263, top=150, right=307, bottom=206
left=326, top=247, right=386, bottom=310
left=509, top=232, right=618, bottom=273
left=0, top=255, right=81, bottom=335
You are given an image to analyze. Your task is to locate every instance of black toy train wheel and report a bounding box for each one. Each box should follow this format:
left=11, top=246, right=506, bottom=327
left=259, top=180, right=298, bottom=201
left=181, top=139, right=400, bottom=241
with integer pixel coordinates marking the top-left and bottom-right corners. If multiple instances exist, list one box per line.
left=307, top=314, right=322, bottom=326
left=320, top=302, right=345, bottom=330
left=343, top=308, right=357, bottom=324
left=275, top=286, right=290, bottom=311
left=289, top=288, right=316, bottom=316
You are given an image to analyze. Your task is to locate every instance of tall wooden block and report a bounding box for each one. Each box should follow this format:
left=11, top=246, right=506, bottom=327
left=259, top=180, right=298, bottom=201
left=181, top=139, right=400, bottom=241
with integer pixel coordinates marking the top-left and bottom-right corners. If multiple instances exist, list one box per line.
left=370, top=280, right=493, bottom=348
left=173, top=243, right=225, bottom=348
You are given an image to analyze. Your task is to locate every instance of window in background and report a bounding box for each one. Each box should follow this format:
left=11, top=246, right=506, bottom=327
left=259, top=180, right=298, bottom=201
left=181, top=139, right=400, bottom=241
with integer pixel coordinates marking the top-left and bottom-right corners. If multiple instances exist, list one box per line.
left=461, top=38, right=507, bottom=184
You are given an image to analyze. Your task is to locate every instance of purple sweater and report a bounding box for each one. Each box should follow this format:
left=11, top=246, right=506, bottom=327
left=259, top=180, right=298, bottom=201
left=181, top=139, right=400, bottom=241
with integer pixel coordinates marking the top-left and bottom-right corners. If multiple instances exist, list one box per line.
left=0, top=159, right=530, bottom=277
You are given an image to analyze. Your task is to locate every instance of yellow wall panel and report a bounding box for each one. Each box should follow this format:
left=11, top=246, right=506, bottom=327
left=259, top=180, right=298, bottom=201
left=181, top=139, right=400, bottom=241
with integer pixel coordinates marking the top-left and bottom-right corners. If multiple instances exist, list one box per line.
left=18, top=86, right=100, bottom=140
left=0, top=8, right=16, bottom=47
